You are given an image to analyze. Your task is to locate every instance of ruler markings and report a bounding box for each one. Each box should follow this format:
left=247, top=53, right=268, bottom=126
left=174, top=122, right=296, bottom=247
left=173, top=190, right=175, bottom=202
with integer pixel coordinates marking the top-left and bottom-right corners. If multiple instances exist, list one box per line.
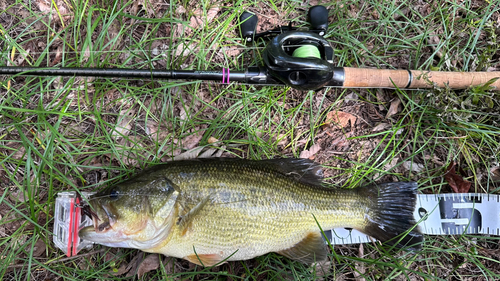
left=329, top=193, right=500, bottom=245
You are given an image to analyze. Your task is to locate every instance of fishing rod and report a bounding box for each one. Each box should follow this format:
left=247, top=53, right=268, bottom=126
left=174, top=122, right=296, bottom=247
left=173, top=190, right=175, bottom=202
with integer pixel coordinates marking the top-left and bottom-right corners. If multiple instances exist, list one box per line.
left=1, top=5, right=500, bottom=91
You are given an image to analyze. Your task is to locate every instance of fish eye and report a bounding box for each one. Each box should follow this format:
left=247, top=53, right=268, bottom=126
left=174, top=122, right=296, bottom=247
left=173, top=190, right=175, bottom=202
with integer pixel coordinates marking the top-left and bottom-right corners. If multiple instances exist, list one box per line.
left=109, top=190, right=120, bottom=200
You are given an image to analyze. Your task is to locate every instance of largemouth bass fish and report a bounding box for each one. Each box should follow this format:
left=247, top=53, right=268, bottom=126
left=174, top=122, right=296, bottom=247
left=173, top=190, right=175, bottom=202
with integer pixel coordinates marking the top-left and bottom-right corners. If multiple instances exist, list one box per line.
left=79, top=158, right=422, bottom=266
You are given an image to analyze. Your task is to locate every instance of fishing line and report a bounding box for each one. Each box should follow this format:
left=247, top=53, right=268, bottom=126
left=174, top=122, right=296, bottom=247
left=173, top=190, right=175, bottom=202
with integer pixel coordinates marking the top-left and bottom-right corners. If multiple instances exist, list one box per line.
left=84, top=193, right=170, bottom=202
left=292, top=44, right=321, bottom=59
left=0, top=47, right=266, bottom=57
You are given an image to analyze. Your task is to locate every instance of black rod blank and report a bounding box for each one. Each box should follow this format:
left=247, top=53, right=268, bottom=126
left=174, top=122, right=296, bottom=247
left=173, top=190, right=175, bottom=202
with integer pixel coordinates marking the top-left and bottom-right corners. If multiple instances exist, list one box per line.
left=0, top=66, right=281, bottom=87
left=0, top=66, right=248, bottom=81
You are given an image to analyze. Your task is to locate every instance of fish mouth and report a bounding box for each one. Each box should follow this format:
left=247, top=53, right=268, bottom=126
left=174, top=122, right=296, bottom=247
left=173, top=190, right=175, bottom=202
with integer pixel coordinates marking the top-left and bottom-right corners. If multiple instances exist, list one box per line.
left=78, top=203, right=125, bottom=244
left=93, top=203, right=117, bottom=233
left=78, top=225, right=130, bottom=247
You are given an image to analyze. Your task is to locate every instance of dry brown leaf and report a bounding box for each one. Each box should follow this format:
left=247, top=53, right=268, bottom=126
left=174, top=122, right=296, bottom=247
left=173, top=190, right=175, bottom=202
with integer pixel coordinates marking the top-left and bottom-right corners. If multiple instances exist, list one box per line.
left=206, top=7, right=219, bottom=22
left=112, top=116, right=134, bottom=140
left=83, top=44, right=92, bottom=62
left=376, top=90, right=386, bottom=110
left=50, top=45, right=63, bottom=66
left=104, top=251, right=116, bottom=263
left=384, top=157, right=400, bottom=172
left=403, top=161, right=425, bottom=173
left=125, top=252, right=144, bottom=277
left=424, top=154, right=444, bottom=166
left=330, top=131, right=354, bottom=149
left=174, top=23, right=185, bottom=37
left=275, top=133, right=288, bottom=146
left=15, top=48, right=29, bottom=65
left=371, top=123, right=390, bottom=132
left=428, top=34, right=440, bottom=47
left=222, top=46, right=241, bottom=57
left=32, top=238, right=46, bottom=257
left=118, top=136, right=147, bottom=166
left=491, top=166, right=500, bottom=182
left=111, top=264, right=129, bottom=276
left=189, top=12, right=201, bottom=29
left=0, top=215, right=6, bottom=237
left=386, top=98, right=401, bottom=118
left=313, top=259, right=332, bottom=278
left=189, top=7, right=219, bottom=29
left=176, top=5, right=186, bottom=15
left=207, top=136, right=219, bottom=144
left=9, top=191, right=28, bottom=203
left=213, top=145, right=226, bottom=157
left=444, top=162, right=471, bottom=193
left=145, top=120, right=160, bottom=136
left=137, top=254, right=160, bottom=278
left=372, top=157, right=400, bottom=180
left=325, top=111, right=357, bottom=128
left=199, top=147, right=217, bottom=158
left=160, top=146, right=182, bottom=162
left=146, top=121, right=171, bottom=145
left=182, top=130, right=204, bottom=149
left=34, top=0, right=71, bottom=22
left=299, top=143, right=321, bottom=159
left=6, top=142, right=26, bottom=160
left=142, top=0, right=162, bottom=17
left=175, top=43, right=198, bottom=57
left=173, top=147, right=204, bottom=161
left=162, top=257, right=175, bottom=275
left=343, top=92, right=359, bottom=105
left=353, top=243, right=366, bottom=281
left=201, top=141, right=226, bottom=158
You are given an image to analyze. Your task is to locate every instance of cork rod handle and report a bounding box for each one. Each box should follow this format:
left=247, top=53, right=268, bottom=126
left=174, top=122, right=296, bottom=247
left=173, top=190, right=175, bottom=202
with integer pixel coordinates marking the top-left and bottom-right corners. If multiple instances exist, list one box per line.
left=342, top=67, right=500, bottom=90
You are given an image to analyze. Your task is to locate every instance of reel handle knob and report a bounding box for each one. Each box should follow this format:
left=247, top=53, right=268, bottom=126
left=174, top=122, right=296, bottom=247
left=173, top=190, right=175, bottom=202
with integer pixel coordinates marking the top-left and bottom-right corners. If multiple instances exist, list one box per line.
left=308, top=5, right=328, bottom=35
left=239, top=11, right=258, bottom=42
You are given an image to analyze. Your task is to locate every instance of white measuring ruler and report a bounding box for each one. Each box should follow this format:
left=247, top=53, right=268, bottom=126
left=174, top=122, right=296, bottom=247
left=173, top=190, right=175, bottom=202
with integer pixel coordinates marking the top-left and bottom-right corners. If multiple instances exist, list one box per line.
left=327, top=193, right=500, bottom=245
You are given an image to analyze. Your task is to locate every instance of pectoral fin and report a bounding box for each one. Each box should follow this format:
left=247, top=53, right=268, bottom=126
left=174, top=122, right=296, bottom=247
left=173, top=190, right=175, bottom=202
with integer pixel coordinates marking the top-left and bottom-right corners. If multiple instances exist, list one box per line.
left=277, top=232, right=328, bottom=264
left=177, top=195, right=212, bottom=236
left=185, top=253, right=225, bottom=267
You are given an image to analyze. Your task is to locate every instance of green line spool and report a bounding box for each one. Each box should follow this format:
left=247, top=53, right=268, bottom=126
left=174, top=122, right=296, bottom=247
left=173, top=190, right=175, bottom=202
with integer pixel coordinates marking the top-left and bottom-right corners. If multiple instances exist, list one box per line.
left=292, top=45, right=321, bottom=59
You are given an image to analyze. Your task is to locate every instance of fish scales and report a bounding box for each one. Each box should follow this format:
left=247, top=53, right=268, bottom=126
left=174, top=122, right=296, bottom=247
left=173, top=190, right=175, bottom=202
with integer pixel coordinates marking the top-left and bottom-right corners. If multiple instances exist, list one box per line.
left=154, top=161, right=362, bottom=260
left=79, top=158, right=423, bottom=266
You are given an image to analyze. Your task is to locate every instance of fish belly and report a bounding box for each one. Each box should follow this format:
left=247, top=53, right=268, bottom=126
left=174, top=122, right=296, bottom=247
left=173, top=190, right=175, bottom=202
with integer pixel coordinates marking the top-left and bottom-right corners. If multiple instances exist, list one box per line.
left=154, top=200, right=350, bottom=261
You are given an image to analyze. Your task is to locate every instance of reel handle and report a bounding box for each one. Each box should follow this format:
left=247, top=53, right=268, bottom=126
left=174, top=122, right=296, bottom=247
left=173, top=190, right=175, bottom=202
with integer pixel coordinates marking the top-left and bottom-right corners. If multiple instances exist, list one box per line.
left=308, top=5, right=328, bottom=35
left=263, top=31, right=335, bottom=90
left=239, top=11, right=258, bottom=41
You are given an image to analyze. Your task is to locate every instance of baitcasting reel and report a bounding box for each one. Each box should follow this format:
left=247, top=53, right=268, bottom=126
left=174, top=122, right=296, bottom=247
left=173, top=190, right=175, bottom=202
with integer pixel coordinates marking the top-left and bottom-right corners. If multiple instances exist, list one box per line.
left=239, top=6, right=337, bottom=90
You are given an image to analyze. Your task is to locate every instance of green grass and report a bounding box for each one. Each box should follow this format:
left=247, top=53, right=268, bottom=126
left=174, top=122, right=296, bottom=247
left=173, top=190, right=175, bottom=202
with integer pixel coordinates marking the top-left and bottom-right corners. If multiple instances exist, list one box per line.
left=1, top=0, right=500, bottom=280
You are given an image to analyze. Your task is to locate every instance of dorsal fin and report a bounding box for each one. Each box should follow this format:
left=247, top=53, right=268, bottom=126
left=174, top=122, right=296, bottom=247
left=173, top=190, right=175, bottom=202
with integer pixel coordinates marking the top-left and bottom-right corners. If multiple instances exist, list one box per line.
left=259, top=158, right=324, bottom=186
left=146, top=158, right=325, bottom=186
left=276, top=232, right=328, bottom=264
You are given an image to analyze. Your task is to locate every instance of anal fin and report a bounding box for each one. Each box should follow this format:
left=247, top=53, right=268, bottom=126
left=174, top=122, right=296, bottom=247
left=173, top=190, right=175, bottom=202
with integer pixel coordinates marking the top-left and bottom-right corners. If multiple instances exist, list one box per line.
left=277, top=232, right=327, bottom=264
left=185, top=253, right=225, bottom=267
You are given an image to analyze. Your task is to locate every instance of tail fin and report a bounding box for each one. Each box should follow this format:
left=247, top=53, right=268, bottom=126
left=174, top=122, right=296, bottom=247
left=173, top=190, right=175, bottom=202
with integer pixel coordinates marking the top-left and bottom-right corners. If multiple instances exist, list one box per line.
left=358, top=182, right=423, bottom=251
